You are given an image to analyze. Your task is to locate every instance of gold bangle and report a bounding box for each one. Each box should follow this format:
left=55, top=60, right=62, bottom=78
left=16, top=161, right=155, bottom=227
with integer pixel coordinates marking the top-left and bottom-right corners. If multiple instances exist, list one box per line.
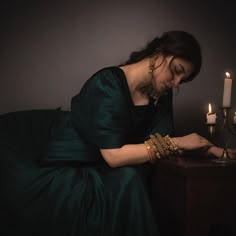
left=150, top=134, right=166, bottom=158
left=144, top=140, right=156, bottom=163
left=154, top=134, right=170, bottom=158
left=164, top=135, right=179, bottom=153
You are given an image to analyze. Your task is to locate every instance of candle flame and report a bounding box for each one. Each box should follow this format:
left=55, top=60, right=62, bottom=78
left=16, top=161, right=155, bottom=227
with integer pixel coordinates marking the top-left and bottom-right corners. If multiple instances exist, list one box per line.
left=225, top=72, right=230, bottom=78
left=208, top=103, right=212, bottom=113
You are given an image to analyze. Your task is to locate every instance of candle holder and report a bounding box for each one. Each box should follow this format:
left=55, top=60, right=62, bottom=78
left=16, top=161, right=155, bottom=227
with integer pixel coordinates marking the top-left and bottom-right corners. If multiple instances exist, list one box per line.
left=221, top=107, right=236, bottom=135
left=207, top=107, right=236, bottom=162
left=206, top=123, right=216, bottom=136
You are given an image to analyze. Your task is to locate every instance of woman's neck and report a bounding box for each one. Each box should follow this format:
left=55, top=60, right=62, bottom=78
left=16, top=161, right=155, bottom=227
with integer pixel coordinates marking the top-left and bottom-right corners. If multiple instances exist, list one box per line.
left=120, top=59, right=152, bottom=105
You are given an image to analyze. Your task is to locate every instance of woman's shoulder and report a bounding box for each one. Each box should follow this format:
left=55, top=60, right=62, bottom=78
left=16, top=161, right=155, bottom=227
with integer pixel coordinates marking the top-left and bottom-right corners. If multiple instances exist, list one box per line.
left=90, top=66, right=124, bottom=81
left=82, top=66, right=126, bottom=90
left=71, top=66, right=130, bottom=120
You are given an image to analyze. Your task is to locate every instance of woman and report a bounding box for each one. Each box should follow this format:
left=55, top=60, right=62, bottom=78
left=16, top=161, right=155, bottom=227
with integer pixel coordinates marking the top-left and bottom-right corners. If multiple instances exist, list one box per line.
left=9, top=31, right=234, bottom=236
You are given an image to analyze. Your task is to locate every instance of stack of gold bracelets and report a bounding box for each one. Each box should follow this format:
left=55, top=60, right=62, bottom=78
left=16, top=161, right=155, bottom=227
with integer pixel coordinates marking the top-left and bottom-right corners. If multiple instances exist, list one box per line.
left=144, top=133, right=179, bottom=163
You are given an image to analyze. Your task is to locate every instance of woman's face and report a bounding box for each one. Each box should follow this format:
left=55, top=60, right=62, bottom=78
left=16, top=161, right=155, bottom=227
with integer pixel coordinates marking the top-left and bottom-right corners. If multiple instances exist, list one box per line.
left=152, top=55, right=194, bottom=93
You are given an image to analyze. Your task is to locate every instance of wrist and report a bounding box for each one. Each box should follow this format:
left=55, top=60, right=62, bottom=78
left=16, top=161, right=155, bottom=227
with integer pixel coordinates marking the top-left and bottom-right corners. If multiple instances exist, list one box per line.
left=171, top=137, right=181, bottom=149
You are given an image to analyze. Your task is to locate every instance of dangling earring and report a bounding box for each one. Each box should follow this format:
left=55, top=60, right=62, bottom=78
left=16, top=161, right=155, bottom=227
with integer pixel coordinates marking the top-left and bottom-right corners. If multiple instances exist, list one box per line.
left=149, top=55, right=159, bottom=76
left=139, top=54, right=163, bottom=105
left=149, top=55, right=161, bottom=105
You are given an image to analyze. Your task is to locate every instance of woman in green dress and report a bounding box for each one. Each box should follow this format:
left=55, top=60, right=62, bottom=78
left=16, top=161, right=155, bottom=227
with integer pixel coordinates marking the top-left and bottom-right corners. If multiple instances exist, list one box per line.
left=2, top=30, right=233, bottom=236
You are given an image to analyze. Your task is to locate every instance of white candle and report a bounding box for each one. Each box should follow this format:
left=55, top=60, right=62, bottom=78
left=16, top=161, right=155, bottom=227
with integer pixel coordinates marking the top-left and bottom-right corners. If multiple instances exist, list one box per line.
left=222, top=72, right=232, bottom=107
left=206, top=103, right=217, bottom=124
left=234, top=112, right=236, bottom=124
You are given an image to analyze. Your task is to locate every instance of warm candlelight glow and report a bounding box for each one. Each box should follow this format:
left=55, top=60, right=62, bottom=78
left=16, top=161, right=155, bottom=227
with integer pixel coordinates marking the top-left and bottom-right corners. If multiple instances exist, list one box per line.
left=208, top=103, right=212, bottom=114
left=222, top=71, right=232, bottom=107
left=225, top=72, right=230, bottom=78
left=206, top=103, right=216, bottom=124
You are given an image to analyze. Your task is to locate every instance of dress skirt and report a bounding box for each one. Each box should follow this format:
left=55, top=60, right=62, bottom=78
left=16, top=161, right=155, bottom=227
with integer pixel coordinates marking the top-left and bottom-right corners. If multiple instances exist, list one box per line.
left=1, top=158, right=159, bottom=236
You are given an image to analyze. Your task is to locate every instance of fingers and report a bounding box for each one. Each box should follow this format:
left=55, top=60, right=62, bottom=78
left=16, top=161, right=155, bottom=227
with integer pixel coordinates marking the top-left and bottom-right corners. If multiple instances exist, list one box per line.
left=205, top=146, right=221, bottom=158
left=207, top=146, right=236, bottom=159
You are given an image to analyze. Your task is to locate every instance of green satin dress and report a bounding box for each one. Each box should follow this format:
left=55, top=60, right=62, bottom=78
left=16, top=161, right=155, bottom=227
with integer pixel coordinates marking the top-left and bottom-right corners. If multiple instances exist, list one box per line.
left=3, top=67, right=174, bottom=236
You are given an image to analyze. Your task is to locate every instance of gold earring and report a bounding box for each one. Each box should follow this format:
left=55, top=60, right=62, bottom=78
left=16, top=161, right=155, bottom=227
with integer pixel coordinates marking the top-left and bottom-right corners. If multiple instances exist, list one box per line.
left=149, top=55, right=159, bottom=75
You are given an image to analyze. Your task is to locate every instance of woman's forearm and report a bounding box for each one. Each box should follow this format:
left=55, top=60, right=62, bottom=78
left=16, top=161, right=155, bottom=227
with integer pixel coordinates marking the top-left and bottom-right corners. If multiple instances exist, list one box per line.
left=100, top=133, right=217, bottom=168
left=100, top=144, right=149, bottom=168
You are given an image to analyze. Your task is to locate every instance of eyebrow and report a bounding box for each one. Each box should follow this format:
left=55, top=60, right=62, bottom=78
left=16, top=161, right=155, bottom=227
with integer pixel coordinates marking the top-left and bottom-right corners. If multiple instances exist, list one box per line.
left=179, top=64, right=185, bottom=73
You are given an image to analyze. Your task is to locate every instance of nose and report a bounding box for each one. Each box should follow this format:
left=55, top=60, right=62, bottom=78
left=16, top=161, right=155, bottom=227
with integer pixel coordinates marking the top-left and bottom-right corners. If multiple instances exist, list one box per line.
left=172, top=76, right=182, bottom=88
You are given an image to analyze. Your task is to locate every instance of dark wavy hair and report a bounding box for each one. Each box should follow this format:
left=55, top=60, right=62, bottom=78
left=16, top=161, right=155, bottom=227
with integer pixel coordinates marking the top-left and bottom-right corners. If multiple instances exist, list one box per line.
left=123, top=30, right=202, bottom=82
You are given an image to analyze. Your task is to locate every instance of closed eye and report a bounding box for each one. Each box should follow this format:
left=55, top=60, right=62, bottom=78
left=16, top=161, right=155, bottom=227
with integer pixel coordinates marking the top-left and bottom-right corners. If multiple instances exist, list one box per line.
left=174, top=66, right=182, bottom=75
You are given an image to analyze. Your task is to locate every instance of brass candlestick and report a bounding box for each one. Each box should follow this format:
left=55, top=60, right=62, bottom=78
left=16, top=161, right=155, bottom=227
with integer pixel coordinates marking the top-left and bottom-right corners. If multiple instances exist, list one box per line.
left=207, top=107, right=236, bottom=161
left=207, top=123, right=216, bottom=136
left=220, top=107, right=236, bottom=160
left=221, top=107, right=236, bottom=136
left=206, top=72, right=236, bottom=161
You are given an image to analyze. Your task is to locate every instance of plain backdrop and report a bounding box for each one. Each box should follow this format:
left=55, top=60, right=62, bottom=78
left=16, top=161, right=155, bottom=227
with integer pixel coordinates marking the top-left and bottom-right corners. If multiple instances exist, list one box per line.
left=1, top=0, right=236, bottom=146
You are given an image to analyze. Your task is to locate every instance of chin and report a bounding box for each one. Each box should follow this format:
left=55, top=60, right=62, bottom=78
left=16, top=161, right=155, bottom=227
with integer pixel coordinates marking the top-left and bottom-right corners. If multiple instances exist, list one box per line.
left=157, top=87, right=166, bottom=93
left=159, top=87, right=170, bottom=95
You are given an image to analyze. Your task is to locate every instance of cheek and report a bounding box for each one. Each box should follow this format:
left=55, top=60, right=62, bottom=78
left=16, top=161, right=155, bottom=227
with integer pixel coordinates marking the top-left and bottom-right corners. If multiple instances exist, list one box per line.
left=152, top=66, right=172, bottom=86
left=154, top=72, right=171, bottom=84
left=152, top=75, right=164, bottom=92
left=152, top=72, right=161, bottom=86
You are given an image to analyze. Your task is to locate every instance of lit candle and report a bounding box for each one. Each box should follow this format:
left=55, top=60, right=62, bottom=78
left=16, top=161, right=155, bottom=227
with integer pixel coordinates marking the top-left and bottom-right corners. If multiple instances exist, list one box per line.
left=222, top=72, right=232, bottom=108
left=234, top=112, right=236, bottom=124
left=206, top=103, right=217, bottom=124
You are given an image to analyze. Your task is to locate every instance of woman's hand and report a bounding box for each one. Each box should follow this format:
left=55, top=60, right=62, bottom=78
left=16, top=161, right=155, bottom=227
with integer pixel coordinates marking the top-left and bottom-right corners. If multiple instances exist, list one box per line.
left=171, top=133, right=236, bottom=159
left=172, top=133, right=213, bottom=151
left=206, top=146, right=236, bottom=159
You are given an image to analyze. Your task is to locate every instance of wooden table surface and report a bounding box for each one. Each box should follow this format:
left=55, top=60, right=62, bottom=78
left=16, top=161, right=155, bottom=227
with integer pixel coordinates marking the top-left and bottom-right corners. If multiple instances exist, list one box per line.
left=151, top=156, right=236, bottom=236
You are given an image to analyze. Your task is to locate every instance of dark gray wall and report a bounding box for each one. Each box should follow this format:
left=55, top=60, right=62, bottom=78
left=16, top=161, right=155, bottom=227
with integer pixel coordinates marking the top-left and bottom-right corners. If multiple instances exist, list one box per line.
left=1, top=0, right=236, bottom=139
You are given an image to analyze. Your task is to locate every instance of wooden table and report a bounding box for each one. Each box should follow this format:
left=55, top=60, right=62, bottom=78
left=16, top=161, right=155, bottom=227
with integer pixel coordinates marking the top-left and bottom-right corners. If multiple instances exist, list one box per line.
left=151, top=156, right=236, bottom=236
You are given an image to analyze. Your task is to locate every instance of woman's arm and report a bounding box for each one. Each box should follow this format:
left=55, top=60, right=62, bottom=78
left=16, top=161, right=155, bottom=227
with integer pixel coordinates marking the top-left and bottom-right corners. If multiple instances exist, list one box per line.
left=100, top=133, right=213, bottom=168
left=101, top=144, right=149, bottom=168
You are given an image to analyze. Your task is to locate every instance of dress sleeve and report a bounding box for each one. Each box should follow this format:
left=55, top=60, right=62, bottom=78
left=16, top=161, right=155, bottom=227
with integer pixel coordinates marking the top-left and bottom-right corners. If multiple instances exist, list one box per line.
left=71, top=68, right=131, bottom=149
